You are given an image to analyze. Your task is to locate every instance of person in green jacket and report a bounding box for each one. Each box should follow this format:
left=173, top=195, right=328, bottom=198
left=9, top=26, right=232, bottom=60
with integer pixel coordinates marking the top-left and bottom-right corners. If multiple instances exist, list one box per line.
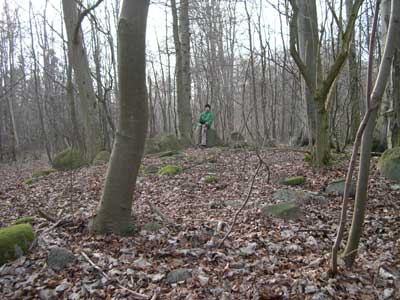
left=197, top=103, right=214, bottom=147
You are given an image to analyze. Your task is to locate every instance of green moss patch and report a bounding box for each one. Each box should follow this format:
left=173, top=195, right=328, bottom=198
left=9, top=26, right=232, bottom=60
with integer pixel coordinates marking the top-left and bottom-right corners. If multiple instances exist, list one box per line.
left=158, top=165, right=182, bottom=176
left=282, top=176, right=305, bottom=186
left=261, top=202, right=301, bottom=220
left=92, top=151, right=111, bottom=165
left=14, top=216, right=36, bottom=225
left=0, top=224, right=36, bottom=265
left=378, top=147, right=400, bottom=181
left=52, top=148, right=86, bottom=171
left=204, top=175, right=218, bottom=184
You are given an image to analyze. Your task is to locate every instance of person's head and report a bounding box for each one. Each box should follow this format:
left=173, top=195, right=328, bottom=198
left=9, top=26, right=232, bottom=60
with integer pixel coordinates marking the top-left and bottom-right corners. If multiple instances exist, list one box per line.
left=205, top=104, right=211, bottom=111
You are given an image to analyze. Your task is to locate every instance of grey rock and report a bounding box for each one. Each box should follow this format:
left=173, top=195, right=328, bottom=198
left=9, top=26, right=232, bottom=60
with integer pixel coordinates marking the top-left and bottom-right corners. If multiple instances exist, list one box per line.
left=325, top=179, right=356, bottom=197
left=142, top=222, right=162, bottom=232
left=166, top=268, right=192, bottom=284
left=55, top=282, right=72, bottom=293
left=273, top=189, right=327, bottom=204
left=47, top=247, right=75, bottom=271
left=39, top=289, right=57, bottom=300
left=261, top=202, right=301, bottom=220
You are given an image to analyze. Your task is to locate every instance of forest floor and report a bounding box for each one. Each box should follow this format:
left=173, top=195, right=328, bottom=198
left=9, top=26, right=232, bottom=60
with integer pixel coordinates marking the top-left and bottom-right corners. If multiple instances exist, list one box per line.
left=0, top=147, right=399, bottom=300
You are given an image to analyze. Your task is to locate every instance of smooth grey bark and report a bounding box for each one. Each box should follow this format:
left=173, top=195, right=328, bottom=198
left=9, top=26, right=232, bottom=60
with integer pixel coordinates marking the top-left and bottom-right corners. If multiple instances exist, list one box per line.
left=342, top=0, right=400, bottom=267
left=90, top=0, right=149, bottom=234
left=62, top=0, right=101, bottom=161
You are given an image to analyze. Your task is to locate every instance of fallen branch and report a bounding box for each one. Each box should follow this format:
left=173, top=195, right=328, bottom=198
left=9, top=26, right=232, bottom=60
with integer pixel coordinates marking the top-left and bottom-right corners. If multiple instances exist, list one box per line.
left=37, top=208, right=57, bottom=223
left=81, top=251, right=150, bottom=300
left=218, top=160, right=264, bottom=247
left=145, top=199, right=175, bottom=225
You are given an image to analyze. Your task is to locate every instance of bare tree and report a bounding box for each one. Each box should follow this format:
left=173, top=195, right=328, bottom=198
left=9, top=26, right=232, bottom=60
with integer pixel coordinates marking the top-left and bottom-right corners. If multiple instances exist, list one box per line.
left=90, top=0, right=149, bottom=234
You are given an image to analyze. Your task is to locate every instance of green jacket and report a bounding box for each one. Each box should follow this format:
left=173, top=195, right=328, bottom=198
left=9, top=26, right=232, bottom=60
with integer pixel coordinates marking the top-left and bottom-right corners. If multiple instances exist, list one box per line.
left=198, top=111, right=214, bottom=128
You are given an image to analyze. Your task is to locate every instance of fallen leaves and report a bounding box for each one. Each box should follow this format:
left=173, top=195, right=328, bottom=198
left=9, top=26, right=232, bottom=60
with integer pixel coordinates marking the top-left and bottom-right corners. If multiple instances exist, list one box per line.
left=0, top=148, right=399, bottom=299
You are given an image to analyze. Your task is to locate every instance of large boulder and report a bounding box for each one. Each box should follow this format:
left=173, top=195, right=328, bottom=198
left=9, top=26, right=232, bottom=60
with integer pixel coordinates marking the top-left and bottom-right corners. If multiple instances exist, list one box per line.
left=207, top=129, right=223, bottom=147
left=0, top=224, right=36, bottom=265
left=145, top=133, right=185, bottom=154
left=52, top=148, right=86, bottom=171
left=378, top=147, right=400, bottom=181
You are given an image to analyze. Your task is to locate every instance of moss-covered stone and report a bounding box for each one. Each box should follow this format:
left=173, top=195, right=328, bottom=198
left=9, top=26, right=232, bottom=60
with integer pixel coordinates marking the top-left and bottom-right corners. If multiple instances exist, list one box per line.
left=145, top=133, right=184, bottom=154
left=14, top=216, right=36, bottom=225
left=378, top=147, right=400, bottom=181
left=24, top=168, right=56, bottom=185
left=52, top=148, right=86, bottom=171
left=282, top=176, right=305, bottom=186
left=142, top=222, right=162, bottom=232
left=261, top=202, right=301, bottom=220
left=24, top=178, right=35, bottom=185
left=0, top=224, right=36, bottom=265
left=204, top=175, right=218, bottom=184
left=92, top=151, right=111, bottom=165
left=32, top=169, right=56, bottom=179
left=158, top=165, right=182, bottom=176
left=158, top=150, right=181, bottom=158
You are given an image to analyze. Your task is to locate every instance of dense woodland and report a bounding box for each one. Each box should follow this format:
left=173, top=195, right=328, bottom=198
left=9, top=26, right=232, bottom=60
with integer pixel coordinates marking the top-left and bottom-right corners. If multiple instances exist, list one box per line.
left=0, top=0, right=400, bottom=299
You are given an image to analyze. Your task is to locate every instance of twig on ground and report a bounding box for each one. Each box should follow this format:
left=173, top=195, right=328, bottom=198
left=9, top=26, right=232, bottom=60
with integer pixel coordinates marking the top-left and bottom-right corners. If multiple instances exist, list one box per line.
left=218, top=160, right=264, bottom=247
left=37, top=208, right=57, bottom=223
left=80, top=251, right=150, bottom=300
left=145, top=199, right=175, bottom=225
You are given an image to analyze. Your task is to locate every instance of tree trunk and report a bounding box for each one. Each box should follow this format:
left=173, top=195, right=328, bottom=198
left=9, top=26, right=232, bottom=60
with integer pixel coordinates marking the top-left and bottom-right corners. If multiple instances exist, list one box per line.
left=342, top=0, right=400, bottom=267
left=171, top=0, right=192, bottom=141
left=296, top=0, right=318, bottom=146
left=346, top=0, right=361, bottom=140
left=62, top=0, right=101, bottom=161
left=90, top=0, right=149, bottom=234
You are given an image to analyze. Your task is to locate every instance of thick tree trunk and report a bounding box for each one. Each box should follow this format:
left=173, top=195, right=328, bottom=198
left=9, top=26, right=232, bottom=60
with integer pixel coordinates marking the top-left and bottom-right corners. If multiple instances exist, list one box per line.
left=296, top=0, right=318, bottom=145
left=342, top=0, right=399, bottom=266
left=62, top=0, right=101, bottom=161
left=90, top=0, right=149, bottom=234
left=171, top=0, right=192, bottom=142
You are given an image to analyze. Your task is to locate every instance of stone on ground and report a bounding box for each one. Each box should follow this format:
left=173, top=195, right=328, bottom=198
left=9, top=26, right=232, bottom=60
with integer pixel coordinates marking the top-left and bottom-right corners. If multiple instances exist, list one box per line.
left=158, top=165, right=182, bottom=176
left=261, top=202, right=301, bottom=220
left=0, top=224, right=36, bottom=265
left=325, top=179, right=356, bottom=197
left=145, top=133, right=185, bottom=154
left=52, top=148, right=86, bottom=171
left=47, top=247, right=76, bottom=271
left=166, top=268, right=192, bottom=284
left=282, top=176, right=305, bottom=186
left=142, top=222, right=162, bottom=232
left=378, top=147, right=400, bottom=181
left=207, top=129, right=223, bottom=147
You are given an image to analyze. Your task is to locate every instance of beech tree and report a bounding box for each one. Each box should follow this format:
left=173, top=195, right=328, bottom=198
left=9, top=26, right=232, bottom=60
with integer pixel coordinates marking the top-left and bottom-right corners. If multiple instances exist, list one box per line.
left=289, top=0, right=364, bottom=166
left=171, top=0, right=192, bottom=142
left=90, top=0, right=149, bottom=234
left=62, top=0, right=102, bottom=161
